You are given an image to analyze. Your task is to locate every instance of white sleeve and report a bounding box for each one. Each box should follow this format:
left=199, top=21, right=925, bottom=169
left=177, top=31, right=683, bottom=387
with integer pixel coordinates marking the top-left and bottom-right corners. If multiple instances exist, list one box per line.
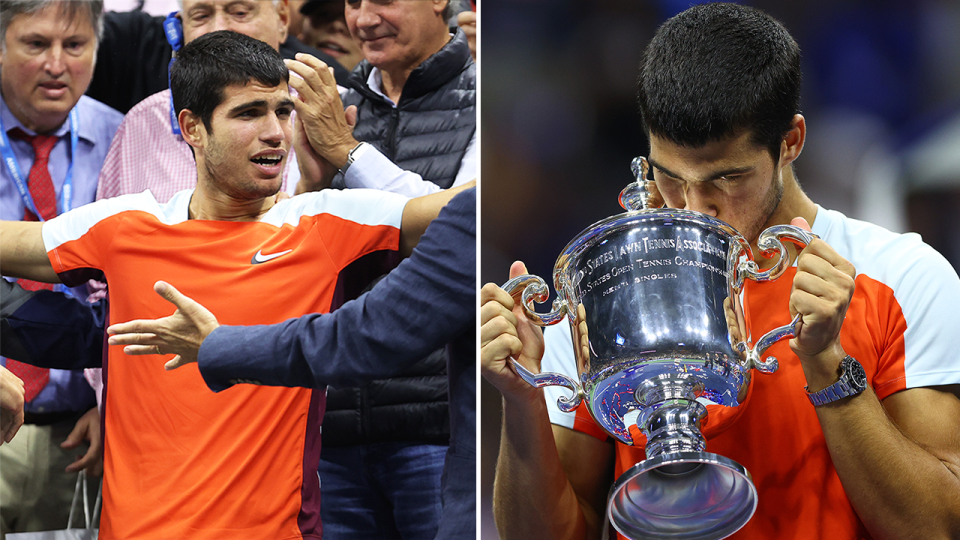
left=451, top=131, right=477, bottom=187
left=342, top=132, right=476, bottom=197
left=343, top=145, right=441, bottom=196
left=283, top=151, right=300, bottom=196
left=540, top=319, right=580, bottom=429
left=888, top=237, right=960, bottom=389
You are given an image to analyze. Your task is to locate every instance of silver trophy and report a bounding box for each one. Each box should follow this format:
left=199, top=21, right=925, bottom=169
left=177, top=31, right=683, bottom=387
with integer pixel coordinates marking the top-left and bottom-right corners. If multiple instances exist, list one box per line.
left=504, top=157, right=816, bottom=540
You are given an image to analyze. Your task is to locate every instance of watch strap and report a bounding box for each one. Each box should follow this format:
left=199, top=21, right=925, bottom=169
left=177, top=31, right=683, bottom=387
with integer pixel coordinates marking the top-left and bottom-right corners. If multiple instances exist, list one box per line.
left=806, top=355, right=866, bottom=406
left=339, top=141, right=369, bottom=176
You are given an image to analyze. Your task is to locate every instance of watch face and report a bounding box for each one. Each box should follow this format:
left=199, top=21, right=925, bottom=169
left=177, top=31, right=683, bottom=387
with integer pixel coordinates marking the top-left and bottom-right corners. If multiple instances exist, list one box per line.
left=845, top=357, right=868, bottom=390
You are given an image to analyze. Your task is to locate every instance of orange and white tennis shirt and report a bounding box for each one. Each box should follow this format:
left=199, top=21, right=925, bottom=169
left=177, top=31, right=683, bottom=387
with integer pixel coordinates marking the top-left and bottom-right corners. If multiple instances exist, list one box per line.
left=542, top=205, right=960, bottom=540
left=42, top=187, right=408, bottom=540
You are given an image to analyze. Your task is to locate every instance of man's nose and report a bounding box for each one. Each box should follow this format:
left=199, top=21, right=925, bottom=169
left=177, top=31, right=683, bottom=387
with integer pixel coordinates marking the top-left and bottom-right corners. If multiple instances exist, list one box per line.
left=261, top=114, right=286, bottom=142
left=354, top=1, right=380, bottom=28
left=213, top=11, right=232, bottom=32
left=683, top=186, right=718, bottom=217
left=44, top=44, right=66, bottom=77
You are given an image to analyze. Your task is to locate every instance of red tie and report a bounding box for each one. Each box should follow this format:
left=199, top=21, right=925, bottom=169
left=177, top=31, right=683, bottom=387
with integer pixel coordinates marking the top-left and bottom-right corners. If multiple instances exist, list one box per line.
left=5, top=130, right=60, bottom=402
left=13, top=130, right=59, bottom=221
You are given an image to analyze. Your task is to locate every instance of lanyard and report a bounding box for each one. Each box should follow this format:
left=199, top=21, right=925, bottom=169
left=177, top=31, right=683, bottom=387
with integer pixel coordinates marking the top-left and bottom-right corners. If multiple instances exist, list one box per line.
left=167, top=58, right=181, bottom=135
left=0, top=108, right=79, bottom=220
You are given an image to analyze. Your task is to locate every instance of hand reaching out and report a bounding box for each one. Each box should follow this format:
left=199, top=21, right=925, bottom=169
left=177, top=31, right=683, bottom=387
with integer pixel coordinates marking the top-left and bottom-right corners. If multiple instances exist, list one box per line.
left=293, top=113, right=338, bottom=193
left=107, top=281, right=220, bottom=371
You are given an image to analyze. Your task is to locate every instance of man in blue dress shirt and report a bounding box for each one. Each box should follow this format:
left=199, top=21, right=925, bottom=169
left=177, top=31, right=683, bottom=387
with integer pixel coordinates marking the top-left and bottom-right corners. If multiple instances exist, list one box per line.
left=0, top=0, right=122, bottom=533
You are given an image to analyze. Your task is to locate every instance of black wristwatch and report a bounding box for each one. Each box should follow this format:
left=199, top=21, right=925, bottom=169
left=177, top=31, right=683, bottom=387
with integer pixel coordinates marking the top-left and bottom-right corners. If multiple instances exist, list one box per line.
left=805, top=355, right=867, bottom=406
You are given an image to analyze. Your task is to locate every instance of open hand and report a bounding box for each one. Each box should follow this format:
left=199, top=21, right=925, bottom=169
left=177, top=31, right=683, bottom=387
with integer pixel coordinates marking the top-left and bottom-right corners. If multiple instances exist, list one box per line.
left=107, top=281, right=219, bottom=371
left=293, top=104, right=358, bottom=193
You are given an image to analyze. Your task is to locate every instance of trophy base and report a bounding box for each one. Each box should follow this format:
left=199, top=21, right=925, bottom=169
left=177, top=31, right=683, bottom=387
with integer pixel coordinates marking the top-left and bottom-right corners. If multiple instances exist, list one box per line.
left=607, top=451, right=757, bottom=540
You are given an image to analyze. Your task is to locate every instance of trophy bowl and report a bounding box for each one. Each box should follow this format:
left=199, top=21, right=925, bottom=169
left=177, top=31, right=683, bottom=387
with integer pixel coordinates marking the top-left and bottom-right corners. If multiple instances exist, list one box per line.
left=504, top=157, right=815, bottom=540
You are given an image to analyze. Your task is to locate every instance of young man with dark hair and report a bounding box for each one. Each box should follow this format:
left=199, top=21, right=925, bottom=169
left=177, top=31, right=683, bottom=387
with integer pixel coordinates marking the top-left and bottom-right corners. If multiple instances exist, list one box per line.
left=93, top=0, right=333, bottom=204
left=0, top=30, right=466, bottom=540
left=482, top=3, right=960, bottom=539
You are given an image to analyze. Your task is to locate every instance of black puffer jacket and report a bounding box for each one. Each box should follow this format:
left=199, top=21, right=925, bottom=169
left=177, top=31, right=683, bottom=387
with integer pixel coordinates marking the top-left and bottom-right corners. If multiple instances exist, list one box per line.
left=323, top=28, right=476, bottom=447
left=332, top=28, right=476, bottom=190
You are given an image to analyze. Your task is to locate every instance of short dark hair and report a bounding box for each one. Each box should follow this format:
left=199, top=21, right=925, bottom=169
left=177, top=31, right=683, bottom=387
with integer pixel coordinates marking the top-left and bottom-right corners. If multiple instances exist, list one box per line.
left=637, top=3, right=801, bottom=160
left=170, top=30, right=289, bottom=133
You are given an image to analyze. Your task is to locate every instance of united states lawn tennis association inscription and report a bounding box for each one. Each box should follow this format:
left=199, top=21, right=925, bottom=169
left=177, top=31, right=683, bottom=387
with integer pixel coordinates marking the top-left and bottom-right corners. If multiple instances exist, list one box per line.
left=573, top=235, right=730, bottom=299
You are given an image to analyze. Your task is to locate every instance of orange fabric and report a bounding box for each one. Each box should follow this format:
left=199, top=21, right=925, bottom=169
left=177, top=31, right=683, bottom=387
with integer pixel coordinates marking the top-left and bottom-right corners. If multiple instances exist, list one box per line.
left=589, top=269, right=906, bottom=540
left=48, top=209, right=400, bottom=540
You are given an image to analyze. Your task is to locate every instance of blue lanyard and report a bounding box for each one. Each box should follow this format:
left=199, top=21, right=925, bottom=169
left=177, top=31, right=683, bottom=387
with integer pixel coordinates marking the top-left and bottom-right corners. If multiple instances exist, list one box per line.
left=0, top=108, right=79, bottom=220
left=167, top=58, right=181, bottom=135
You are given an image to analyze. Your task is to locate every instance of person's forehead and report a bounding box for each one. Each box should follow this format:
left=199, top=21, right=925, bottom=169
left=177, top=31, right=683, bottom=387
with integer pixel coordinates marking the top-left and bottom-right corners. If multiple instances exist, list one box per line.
left=216, top=81, right=292, bottom=110
left=648, top=132, right=772, bottom=179
left=182, top=0, right=275, bottom=15
left=7, top=3, right=95, bottom=35
left=346, top=0, right=433, bottom=17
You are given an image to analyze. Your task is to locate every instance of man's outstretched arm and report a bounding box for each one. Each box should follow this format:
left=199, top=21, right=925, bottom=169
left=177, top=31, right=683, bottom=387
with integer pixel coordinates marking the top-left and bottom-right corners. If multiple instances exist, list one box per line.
left=399, top=179, right=475, bottom=256
left=0, top=221, right=59, bottom=283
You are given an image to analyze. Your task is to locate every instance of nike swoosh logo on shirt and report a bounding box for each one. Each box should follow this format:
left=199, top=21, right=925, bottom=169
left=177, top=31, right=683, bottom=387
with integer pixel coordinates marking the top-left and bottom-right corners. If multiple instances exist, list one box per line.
left=251, top=249, right=293, bottom=264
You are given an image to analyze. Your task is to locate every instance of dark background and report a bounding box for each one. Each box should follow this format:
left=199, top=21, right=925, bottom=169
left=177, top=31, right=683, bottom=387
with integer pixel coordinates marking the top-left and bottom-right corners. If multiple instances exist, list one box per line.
left=479, top=0, right=960, bottom=537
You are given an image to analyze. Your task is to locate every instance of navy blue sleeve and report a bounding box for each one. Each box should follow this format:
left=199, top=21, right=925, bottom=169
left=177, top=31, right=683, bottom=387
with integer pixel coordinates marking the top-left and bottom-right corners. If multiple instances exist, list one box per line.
left=1, top=280, right=105, bottom=369
left=198, top=188, right=476, bottom=392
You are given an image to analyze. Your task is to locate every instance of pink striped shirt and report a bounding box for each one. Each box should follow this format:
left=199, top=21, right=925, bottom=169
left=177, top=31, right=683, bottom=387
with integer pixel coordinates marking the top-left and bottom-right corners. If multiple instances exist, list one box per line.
left=96, top=89, right=297, bottom=202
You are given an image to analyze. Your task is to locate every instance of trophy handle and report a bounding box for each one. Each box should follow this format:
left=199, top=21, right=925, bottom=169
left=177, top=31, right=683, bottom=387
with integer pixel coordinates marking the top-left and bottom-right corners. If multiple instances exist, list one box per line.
left=738, top=225, right=818, bottom=282
left=738, top=225, right=819, bottom=373
left=740, top=313, right=802, bottom=373
left=501, top=274, right=568, bottom=327
left=501, top=275, right=583, bottom=412
left=510, top=361, right=583, bottom=413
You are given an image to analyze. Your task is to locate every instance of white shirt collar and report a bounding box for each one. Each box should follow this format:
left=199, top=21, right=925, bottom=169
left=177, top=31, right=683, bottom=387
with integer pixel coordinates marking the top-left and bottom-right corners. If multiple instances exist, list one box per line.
left=365, top=67, right=396, bottom=107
